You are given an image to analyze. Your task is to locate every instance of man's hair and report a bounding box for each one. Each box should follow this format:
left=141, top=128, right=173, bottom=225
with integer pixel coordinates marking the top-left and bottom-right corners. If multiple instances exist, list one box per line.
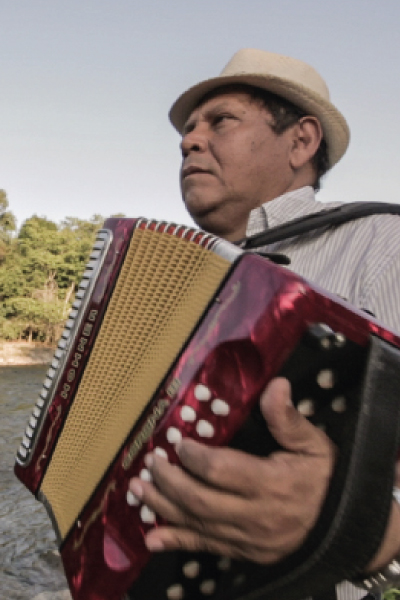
left=247, top=86, right=329, bottom=192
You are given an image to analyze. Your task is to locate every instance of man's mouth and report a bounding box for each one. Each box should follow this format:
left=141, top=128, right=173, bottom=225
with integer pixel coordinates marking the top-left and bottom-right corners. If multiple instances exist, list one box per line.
left=181, top=165, right=211, bottom=179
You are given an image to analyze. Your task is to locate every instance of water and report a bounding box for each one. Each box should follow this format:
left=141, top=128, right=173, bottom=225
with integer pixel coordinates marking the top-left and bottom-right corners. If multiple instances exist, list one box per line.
left=0, top=366, right=71, bottom=600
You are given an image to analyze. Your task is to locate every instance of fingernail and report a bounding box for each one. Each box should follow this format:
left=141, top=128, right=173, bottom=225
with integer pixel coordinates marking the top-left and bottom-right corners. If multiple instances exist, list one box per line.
left=146, top=537, right=165, bottom=552
left=144, top=453, right=154, bottom=469
left=129, top=480, right=143, bottom=499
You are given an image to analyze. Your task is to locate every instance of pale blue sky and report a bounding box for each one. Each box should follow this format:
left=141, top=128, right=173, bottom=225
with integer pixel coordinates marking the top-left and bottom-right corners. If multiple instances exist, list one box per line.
left=0, top=1, right=399, bottom=229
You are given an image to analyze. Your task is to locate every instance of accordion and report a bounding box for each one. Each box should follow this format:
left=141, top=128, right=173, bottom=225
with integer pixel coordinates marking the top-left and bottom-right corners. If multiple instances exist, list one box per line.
left=14, top=217, right=400, bottom=600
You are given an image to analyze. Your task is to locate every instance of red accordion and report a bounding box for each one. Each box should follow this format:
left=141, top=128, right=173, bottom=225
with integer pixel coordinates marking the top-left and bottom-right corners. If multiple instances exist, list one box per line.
left=14, top=217, right=400, bottom=600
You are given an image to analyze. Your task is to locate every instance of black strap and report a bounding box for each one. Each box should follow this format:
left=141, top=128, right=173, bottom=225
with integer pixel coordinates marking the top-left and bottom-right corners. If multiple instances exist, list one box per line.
left=312, top=587, right=337, bottom=600
left=240, top=202, right=400, bottom=250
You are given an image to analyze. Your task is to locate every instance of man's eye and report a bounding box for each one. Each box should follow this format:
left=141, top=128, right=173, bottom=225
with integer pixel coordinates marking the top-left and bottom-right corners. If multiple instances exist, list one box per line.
left=213, top=114, right=232, bottom=126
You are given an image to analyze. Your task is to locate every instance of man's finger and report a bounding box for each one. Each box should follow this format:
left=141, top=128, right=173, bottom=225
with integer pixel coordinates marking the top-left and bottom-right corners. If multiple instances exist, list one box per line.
left=130, top=455, right=250, bottom=523
left=144, top=525, right=282, bottom=564
left=175, top=439, right=268, bottom=496
left=260, top=378, right=335, bottom=456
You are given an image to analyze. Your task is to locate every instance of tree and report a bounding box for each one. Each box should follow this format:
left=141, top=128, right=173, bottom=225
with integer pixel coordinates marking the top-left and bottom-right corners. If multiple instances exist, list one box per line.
left=0, top=190, right=16, bottom=261
left=0, top=205, right=104, bottom=343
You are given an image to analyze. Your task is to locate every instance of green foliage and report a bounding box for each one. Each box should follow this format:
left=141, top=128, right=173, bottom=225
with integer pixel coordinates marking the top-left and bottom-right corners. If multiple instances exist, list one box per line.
left=384, top=589, right=400, bottom=600
left=0, top=197, right=105, bottom=343
left=0, top=189, right=17, bottom=261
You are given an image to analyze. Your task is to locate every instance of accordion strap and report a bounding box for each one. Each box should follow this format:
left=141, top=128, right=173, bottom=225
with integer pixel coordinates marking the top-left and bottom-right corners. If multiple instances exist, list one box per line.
left=239, top=335, right=400, bottom=600
left=240, top=201, right=400, bottom=249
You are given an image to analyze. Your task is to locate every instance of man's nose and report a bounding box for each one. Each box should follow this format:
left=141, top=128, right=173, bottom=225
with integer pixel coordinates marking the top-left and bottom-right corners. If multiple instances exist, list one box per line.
left=180, top=126, right=208, bottom=157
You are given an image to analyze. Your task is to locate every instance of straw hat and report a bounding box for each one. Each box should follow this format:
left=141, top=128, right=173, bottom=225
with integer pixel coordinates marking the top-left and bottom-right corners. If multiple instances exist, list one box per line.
left=169, top=48, right=350, bottom=168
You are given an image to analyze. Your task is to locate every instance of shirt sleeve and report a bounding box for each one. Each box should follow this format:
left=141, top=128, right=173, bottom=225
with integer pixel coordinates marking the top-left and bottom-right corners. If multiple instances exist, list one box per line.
left=365, top=252, right=400, bottom=335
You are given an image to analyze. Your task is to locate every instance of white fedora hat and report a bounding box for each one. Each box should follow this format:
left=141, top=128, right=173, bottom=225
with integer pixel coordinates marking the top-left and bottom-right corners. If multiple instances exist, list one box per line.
left=169, top=48, right=350, bottom=168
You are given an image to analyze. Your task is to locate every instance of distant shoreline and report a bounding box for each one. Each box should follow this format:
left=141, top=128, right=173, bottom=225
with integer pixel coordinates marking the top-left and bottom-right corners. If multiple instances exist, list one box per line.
left=0, top=341, right=54, bottom=366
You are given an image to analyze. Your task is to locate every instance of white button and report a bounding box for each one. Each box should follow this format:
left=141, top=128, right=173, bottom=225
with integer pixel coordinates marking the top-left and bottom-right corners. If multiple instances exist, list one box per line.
left=183, top=560, right=200, bottom=578
left=217, top=557, right=231, bottom=571
left=297, top=399, right=315, bottom=417
left=180, top=406, right=197, bottom=422
left=194, top=384, right=212, bottom=402
left=211, top=399, right=230, bottom=416
left=166, top=584, right=184, bottom=600
left=196, top=420, right=214, bottom=438
left=166, top=427, right=182, bottom=445
left=154, top=447, right=168, bottom=459
left=140, top=468, right=152, bottom=482
left=317, top=369, right=335, bottom=389
left=126, top=491, right=140, bottom=506
left=200, top=580, right=216, bottom=595
left=331, top=396, right=347, bottom=413
left=140, top=505, right=156, bottom=523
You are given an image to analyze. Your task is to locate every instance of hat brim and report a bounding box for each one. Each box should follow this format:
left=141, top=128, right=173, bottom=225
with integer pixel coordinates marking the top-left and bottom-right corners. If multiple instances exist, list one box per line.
left=169, top=73, right=350, bottom=168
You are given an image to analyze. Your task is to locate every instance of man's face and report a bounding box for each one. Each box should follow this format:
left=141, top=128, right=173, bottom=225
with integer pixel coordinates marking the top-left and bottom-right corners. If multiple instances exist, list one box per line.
left=180, top=88, right=296, bottom=240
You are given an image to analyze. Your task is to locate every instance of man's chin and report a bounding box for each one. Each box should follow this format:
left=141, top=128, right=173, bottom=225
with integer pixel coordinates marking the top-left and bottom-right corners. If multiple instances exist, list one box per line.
left=185, top=203, right=221, bottom=233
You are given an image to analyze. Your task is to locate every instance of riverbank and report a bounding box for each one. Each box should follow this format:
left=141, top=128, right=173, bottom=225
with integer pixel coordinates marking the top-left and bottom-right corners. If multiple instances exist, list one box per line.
left=0, top=341, right=54, bottom=366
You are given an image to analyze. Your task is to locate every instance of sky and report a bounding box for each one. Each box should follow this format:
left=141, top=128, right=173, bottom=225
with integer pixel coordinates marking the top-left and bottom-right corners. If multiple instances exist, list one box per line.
left=0, top=0, right=399, bottom=231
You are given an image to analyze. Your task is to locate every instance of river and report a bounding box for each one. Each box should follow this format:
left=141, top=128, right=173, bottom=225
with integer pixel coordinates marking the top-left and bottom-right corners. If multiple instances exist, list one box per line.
left=0, top=365, right=71, bottom=600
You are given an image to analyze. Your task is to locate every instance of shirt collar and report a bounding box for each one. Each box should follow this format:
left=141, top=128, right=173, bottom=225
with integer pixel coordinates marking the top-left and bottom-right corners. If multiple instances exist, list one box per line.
left=246, top=186, right=317, bottom=237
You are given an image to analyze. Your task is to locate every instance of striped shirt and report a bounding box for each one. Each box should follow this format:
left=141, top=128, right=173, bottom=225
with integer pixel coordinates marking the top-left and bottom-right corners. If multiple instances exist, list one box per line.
left=246, top=186, right=400, bottom=600
left=246, top=186, right=400, bottom=335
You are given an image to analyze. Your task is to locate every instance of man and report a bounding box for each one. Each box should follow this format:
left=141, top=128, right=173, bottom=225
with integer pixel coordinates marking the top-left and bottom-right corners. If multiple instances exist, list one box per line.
left=128, top=49, right=400, bottom=599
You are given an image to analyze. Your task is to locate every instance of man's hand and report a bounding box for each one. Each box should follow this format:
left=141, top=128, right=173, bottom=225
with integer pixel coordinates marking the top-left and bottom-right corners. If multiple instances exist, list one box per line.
left=128, top=377, right=336, bottom=564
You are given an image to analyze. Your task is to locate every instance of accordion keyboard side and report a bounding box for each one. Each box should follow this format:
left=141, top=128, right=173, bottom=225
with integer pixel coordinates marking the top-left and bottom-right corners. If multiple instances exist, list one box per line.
left=38, top=227, right=233, bottom=541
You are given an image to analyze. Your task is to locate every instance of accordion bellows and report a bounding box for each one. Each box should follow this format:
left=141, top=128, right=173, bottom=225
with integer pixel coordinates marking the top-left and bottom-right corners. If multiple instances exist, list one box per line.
left=41, top=228, right=232, bottom=540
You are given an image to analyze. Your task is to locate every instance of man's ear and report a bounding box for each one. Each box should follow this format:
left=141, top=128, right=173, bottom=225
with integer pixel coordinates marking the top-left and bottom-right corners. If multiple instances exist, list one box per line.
left=289, top=116, right=323, bottom=170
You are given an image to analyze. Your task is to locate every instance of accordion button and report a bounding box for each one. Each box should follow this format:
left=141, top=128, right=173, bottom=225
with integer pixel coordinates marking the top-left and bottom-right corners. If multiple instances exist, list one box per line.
left=211, top=399, right=230, bottom=416
left=166, top=584, right=184, bottom=600
left=217, top=557, right=231, bottom=571
left=126, top=491, right=140, bottom=506
left=316, top=369, right=335, bottom=389
left=297, top=399, right=315, bottom=417
left=196, top=420, right=214, bottom=438
left=166, top=427, right=182, bottom=445
left=140, top=505, right=156, bottom=524
left=180, top=406, right=196, bottom=422
left=200, top=580, right=216, bottom=595
left=194, top=384, right=212, bottom=402
left=183, top=560, right=200, bottom=578
left=331, top=396, right=347, bottom=413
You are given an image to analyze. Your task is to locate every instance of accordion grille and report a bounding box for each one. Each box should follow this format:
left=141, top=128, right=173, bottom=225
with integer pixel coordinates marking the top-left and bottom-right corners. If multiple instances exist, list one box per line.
left=41, top=227, right=231, bottom=540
